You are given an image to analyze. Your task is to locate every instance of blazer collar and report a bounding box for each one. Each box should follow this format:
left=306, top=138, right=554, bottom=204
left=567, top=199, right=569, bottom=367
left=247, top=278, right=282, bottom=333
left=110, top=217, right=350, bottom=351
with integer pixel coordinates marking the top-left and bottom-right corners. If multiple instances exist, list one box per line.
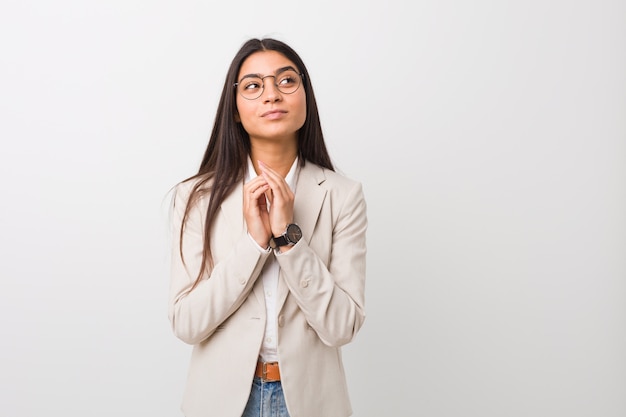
left=292, top=161, right=327, bottom=244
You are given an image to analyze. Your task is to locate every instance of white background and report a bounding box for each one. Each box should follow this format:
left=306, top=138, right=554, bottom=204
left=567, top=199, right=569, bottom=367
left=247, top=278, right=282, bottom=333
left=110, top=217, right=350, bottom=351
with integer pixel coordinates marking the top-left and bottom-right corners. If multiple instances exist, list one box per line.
left=1, top=1, right=625, bottom=416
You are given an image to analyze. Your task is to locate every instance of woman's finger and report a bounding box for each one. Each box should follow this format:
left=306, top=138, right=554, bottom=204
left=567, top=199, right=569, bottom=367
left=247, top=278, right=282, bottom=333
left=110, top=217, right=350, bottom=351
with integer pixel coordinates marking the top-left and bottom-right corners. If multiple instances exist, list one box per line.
left=258, top=161, right=292, bottom=202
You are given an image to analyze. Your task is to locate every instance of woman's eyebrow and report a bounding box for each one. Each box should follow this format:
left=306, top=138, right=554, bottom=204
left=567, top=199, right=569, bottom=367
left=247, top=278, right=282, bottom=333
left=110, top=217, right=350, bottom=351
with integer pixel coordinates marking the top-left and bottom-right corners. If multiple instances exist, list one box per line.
left=239, top=66, right=299, bottom=80
left=274, top=65, right=298, bottom=74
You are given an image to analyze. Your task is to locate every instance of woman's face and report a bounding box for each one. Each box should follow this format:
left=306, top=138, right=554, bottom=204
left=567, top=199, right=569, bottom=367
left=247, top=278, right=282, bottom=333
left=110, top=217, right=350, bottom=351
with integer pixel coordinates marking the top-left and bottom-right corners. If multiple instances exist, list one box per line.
left=235, top=50, right=307, bottom=144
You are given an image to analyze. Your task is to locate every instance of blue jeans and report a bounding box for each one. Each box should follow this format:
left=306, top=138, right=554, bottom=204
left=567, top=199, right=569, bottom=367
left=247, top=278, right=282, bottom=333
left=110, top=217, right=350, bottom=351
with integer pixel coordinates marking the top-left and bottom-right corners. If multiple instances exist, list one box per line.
left=241, top=377, right=291, bottom=417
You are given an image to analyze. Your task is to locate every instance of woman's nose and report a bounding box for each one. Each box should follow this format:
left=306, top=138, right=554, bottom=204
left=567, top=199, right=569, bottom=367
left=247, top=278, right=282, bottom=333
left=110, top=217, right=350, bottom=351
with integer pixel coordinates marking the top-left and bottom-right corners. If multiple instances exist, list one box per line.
left=261, top=76, right=282, bottom=102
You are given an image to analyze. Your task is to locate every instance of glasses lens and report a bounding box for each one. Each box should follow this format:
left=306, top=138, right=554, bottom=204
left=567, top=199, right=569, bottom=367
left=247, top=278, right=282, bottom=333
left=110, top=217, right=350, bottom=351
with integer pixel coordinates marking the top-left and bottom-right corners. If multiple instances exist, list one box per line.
left=238, top=77, right=264, bottom=100
left=276, top=70, right=301, bottom=94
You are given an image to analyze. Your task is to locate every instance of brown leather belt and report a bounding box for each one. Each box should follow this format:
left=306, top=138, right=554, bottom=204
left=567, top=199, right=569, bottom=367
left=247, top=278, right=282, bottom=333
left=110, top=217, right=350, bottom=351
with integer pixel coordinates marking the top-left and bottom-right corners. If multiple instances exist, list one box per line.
left=255, top=361, right=281, bottom=382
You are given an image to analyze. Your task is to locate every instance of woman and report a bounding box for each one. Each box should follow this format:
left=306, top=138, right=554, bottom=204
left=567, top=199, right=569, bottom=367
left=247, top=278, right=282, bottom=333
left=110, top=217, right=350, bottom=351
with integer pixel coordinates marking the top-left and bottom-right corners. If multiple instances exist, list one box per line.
left=169, top=38, right=367, bottom=417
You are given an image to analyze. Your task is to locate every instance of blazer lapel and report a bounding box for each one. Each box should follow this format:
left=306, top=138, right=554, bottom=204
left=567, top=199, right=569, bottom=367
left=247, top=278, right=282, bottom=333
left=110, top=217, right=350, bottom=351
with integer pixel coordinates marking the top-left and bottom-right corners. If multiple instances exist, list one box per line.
left=276, top=162, right=327, bottom=310
left=220, top=180, right=245, bottom=242
left=221, top=180, right=266, bottom=307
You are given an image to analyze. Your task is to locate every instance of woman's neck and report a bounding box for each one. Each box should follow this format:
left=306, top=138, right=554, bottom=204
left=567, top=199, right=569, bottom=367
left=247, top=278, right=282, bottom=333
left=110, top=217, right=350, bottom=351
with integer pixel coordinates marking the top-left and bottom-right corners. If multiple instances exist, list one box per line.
left=249, top=140, right=298, bottom=178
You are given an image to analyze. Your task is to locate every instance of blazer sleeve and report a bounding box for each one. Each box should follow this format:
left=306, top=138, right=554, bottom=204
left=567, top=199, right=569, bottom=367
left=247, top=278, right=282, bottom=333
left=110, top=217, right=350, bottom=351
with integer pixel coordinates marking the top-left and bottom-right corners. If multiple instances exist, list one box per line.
left=277, top=180, right=367, bottom=347
left=168, top=182, right=271, bottom=345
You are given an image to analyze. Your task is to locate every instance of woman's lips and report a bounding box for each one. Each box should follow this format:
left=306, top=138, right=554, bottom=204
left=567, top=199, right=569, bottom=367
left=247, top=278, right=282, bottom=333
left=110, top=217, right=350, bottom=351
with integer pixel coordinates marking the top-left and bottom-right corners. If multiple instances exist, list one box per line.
left=261, top=109, right=287, bottom=120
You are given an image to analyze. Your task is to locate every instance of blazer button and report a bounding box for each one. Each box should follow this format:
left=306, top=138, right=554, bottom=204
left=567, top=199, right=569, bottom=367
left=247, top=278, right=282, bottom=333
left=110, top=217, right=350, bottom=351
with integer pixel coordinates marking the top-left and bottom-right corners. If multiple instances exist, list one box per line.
left=278, top=315, right=285, bottom=327
left=300, top=279, right=309, bottom=288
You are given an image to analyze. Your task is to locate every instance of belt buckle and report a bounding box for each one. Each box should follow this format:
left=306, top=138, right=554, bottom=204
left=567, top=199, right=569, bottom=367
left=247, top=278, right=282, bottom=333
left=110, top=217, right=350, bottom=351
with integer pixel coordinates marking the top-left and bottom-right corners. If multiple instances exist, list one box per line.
left=262, top=362, right=269, bottom=380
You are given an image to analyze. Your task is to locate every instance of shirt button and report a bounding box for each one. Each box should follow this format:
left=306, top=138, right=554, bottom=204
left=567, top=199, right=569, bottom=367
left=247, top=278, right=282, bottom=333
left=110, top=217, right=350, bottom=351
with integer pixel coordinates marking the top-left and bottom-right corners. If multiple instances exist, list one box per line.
left=300, top=279, right=309, bottom=288
left=266, top=337, right=272, bottom=343
left=266, top=291, right=272, bottom=297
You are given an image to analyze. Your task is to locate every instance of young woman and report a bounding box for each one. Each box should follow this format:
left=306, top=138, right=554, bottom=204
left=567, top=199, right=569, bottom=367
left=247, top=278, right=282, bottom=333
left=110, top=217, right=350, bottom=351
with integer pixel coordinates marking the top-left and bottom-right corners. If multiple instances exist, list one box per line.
left=168, top=38, right=367, bottom=417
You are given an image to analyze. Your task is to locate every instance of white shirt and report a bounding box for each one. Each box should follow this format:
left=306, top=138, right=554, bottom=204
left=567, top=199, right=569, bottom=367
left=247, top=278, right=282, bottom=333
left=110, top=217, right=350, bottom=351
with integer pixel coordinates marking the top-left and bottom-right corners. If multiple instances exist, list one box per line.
left=245, top=157, right=299, bottom=362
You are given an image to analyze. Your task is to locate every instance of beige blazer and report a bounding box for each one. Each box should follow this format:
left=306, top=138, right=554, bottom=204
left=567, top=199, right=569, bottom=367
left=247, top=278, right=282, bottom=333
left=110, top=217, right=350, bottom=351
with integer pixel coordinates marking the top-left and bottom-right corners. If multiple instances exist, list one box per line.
left=169, top=162, right=367, bottom=417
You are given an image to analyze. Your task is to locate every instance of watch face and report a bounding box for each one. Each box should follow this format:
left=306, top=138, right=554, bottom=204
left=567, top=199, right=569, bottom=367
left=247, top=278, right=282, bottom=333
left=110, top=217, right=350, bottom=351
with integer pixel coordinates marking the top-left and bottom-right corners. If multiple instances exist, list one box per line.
left=286, top=224, right=302, bottom=243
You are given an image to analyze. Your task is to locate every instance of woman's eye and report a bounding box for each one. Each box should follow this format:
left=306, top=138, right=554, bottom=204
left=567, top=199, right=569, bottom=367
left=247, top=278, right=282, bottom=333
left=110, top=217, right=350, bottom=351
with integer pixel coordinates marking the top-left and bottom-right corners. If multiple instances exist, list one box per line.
left=279, top=76, right=295, bottom=86
left=244, top=81, right=261, bottom=90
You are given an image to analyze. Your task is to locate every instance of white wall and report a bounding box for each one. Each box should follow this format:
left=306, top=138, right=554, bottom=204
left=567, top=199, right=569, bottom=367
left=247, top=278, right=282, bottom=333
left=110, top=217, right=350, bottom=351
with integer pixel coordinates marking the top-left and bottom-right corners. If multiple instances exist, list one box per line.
left=1, top=1, right=624, bottom=416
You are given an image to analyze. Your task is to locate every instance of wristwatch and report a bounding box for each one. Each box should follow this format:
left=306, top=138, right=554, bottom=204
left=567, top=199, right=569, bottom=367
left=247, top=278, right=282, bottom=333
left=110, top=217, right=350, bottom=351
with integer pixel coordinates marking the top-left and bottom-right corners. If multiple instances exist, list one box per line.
left=270, top=224, right=302, bottom=248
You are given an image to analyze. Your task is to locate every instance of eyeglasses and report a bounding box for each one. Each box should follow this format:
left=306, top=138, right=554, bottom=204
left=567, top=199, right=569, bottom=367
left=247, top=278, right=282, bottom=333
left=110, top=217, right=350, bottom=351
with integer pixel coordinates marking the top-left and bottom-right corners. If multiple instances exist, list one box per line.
left=234, top=69, right=304, bottom=100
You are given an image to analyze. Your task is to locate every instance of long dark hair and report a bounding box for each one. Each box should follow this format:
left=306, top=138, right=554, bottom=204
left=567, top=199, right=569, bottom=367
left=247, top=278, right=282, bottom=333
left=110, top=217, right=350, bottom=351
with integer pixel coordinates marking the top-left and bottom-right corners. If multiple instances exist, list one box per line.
left=180, top=38, right=334, bottom=287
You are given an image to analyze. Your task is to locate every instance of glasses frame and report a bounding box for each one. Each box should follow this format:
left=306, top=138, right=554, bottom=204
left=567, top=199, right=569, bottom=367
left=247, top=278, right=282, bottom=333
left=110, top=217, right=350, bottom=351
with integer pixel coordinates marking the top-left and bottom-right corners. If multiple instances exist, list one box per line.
left=234, top=70, right=304, bottom=100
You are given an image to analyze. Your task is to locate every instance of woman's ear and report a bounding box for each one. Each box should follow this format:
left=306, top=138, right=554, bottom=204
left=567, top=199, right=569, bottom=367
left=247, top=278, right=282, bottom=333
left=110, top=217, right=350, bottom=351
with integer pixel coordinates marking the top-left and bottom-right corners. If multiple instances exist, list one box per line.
left=234, top=113, right=241, bottom=123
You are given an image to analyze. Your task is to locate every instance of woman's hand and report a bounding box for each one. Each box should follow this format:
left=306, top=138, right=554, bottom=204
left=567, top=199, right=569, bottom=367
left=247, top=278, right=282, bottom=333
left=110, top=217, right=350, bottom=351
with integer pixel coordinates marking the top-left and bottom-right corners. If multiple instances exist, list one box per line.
left=258, top=161, right=295, bottom=238
left=243, top=175, right=271, bottom=248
